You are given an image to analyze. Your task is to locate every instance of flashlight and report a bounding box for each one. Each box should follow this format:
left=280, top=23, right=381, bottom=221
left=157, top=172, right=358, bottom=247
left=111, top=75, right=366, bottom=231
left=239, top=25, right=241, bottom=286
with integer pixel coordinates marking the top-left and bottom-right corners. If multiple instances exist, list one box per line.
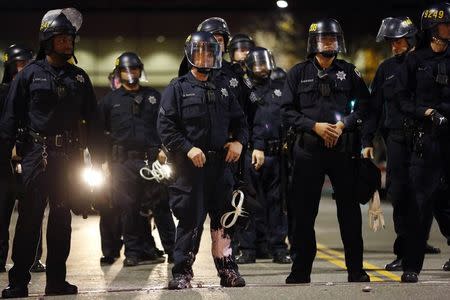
left=81, top=166, right=105, bottom=188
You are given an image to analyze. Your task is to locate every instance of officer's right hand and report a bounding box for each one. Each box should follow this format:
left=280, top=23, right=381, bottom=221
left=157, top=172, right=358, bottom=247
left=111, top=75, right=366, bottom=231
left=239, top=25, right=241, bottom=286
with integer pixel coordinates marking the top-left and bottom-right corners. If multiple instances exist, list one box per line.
left=11, top=146, right=22, bottom=161
left=362, top=147, right=374, bottom=159
left=430, top=110, right=448, bottom=128
left=251, top=149, right=265, bottom=170
left=313, top=122, right=339, bottom=148
left=187, top=147, right=206, bottom=168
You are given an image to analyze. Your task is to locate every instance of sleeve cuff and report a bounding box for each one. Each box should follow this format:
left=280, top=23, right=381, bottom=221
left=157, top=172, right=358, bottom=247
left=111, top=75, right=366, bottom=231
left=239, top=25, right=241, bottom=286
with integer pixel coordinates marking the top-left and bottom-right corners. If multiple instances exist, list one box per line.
left=415, top=107, right=428, bottom=119
left=253, top=140, right=265, bottom=151
left=180, top=141, right=194, bottom=154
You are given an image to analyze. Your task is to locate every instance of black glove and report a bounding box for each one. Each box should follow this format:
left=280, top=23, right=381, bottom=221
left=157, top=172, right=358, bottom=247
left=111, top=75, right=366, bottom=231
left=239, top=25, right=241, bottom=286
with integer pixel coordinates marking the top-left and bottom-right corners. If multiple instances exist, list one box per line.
left=430, top=110, right=448, bottom=129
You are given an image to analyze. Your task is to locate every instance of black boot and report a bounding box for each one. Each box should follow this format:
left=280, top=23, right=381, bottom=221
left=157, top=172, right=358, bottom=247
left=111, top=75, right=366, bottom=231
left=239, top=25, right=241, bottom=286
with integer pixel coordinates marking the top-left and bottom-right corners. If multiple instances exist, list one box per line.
left=30, top=260, right=46, bottom=273
left=272, top=252, right=292, bottom=264
left=401, top=271, right=418, bottom=283
left=1, top=286, right=28, bottom=298
left=424, top=243, right=441, bottom=254
left=235, top=251, right=256, bottom=264
left=168, top=274, right=192, bottom=290
left=285, top=273, right=310, bottom=284
left=45, top=281, right=78, bottom=296
left=348, top=270, right=370, bottom=282
left=100, top=256, right=116, bottom=265
left=442, top=259, right=450, bottom=271
left=385, top=258, right=402, bottom=271
left=220, top=269, right=246, bottom=287
left=123, top=257, right=139, bottom=267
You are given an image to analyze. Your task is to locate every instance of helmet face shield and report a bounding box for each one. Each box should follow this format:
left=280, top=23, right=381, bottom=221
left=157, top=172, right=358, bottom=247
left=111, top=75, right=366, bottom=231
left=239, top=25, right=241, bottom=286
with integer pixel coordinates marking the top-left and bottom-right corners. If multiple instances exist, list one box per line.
left=119, top=66, right=147, bottom=85
left=245, top=48, right=275, bottom=79
left=307, top=33, right=346, bottom=56
left=376, top=17, right=417, bottom=43
left=185, top=40, right=222, bottom=69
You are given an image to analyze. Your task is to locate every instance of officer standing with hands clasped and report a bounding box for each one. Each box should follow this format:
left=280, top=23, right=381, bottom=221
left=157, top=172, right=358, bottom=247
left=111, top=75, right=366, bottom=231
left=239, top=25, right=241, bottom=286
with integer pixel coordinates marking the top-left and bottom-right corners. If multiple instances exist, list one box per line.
left=281, top=18, right=370, bottom=284
left=158, top=31, right=248, bottom=289
left=0, top=8, right=103, bottom=298
left=394, top=3, right=450, bottom=283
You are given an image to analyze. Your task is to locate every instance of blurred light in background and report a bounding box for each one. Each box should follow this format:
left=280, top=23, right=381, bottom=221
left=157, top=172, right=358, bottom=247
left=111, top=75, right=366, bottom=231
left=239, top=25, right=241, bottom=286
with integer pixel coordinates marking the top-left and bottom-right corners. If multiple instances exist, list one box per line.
left=276, top=1, right=288, bottom=9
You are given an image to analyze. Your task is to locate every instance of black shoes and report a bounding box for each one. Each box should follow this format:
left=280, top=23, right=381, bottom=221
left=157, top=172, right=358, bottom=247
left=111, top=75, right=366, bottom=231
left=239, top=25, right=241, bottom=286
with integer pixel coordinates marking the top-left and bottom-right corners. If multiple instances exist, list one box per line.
left=236, top=252, right=256, bottom=264
left=443, top=259, right=450, bottom=271
left=385, top=258, right=402, bottom=271
left=1, top=285, right=28, bottom=298
left=45, top=281, right=78, bottom=296
left=123, top=257, right=139, bottom=267
left=100, top=256, right=116, bottom=265
left=285, top=273, right=311, bottom=284
left=348, top=270, right=370, bottom=282
left=168, top=274, right=192, bottom=290
left=30, top=260, right=46, bottom=273
left=219, top=270, right=246, bottom=287
left=401, top=271, right=418, bottom=283
left=140, top=252, right=166, bottom=264
left=273, top=252, right=292, bottom=264
left=424, top=243, right=441, bottom=254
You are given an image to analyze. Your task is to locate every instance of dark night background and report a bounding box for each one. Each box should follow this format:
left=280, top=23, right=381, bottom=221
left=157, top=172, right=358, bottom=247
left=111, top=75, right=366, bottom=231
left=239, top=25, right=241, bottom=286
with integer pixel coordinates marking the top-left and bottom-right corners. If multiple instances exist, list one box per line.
left=0, top=0, right=442, bottom=96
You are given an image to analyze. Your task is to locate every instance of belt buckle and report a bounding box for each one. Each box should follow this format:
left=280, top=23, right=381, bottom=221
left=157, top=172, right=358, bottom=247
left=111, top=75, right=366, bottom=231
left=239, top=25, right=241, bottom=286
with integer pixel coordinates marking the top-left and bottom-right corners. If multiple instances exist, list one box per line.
left=55, top=134, right=63, bottom=147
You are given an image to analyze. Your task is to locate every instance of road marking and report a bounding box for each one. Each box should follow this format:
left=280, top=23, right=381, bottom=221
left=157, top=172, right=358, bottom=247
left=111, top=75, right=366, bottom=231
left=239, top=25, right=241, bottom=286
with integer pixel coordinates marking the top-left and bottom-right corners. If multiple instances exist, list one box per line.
left=316, top=250, right=384, bottom=282
left=317, top=243, right=401, bottom=282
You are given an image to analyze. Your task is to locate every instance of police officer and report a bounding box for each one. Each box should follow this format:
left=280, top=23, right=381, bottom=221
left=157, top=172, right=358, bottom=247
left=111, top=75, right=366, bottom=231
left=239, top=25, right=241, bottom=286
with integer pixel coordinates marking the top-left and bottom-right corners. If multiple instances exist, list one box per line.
left=197, top=18, right=247, bottom=105
left=0, top=8, right=102, bottom=298
left=99, top=52, right=174, bottom=267
left=158, top=31, right=248, bottom=289
left=235, top=47, right=291, bottom=264
left=0, top=44, right=44, bottom=274
left=281, top=18, right=370, bottom=283
left=229, top=33, right=255, bottom=66
left=362, top=17, right=440, bottom=272
left=270, top=67, right=287, bottom=84
left=394, top=3, right=450, bottom=282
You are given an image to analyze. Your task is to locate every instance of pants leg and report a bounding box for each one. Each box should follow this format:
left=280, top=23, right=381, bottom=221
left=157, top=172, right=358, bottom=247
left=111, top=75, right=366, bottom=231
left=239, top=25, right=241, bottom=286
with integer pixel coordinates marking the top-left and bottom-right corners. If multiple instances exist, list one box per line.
left=99, top=207, right=122, bottom=257
left=327, top=152, right=364, bottom=273
left=0, top=165, right=16, bottom=268
left=289, top=145, right=324, bottom=277
left=45, top=197, right=72, bottom=284
left=169, top=163, right=206, bottom=277
left=153, top=197, right=176, bottom=255
left=8, top=175, right=47, bottom=286
left=263, top=156, right=288, bottom=255
left=386, top=134, right=410, bottom=259
left=237, top=154, right=262, bottom=255
left=112, top=160, right=143, bottom=258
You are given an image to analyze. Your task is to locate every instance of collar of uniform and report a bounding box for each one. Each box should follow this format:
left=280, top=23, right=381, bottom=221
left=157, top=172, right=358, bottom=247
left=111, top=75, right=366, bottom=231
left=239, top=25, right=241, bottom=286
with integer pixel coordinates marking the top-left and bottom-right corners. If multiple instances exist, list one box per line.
left=310, top=57, right=344, bottom=72
left=186, top=70, right=211, bottom=87
left=419, top=45, right=450, bottom=60
left=117, top=85, right=142, bottom=96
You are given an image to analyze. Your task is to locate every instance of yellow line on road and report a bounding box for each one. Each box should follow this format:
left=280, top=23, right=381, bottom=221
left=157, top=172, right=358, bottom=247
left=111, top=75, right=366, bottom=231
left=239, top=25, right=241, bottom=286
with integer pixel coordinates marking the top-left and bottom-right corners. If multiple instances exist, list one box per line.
left=317, top=243, right=401, bottom=282
left=316, top=250, right=384, bottom=282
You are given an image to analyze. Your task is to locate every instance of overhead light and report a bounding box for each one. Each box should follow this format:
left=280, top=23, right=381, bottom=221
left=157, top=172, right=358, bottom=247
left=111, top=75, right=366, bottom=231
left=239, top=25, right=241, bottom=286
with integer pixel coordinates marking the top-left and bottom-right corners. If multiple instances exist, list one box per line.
left=277, top=0, right=288, bottom=8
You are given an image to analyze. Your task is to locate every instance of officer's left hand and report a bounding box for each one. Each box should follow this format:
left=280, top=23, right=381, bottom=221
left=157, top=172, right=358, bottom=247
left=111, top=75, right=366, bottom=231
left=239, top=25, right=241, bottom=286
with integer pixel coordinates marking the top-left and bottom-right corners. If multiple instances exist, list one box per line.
left=330, top=121, right=345, bottom=147
left=224, top=141, right=243, bottom=163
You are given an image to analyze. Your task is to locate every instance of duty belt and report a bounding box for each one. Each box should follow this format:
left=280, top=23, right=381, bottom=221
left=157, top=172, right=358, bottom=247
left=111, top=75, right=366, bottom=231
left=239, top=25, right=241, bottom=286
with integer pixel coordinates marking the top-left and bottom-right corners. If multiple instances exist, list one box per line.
left=28, top=130, right=76, bottom=148
left=265, top=139, right=282, bottom=156
left=205, top=150, right=225, bottom=162
left=111, top=145, right=148, bottom=162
